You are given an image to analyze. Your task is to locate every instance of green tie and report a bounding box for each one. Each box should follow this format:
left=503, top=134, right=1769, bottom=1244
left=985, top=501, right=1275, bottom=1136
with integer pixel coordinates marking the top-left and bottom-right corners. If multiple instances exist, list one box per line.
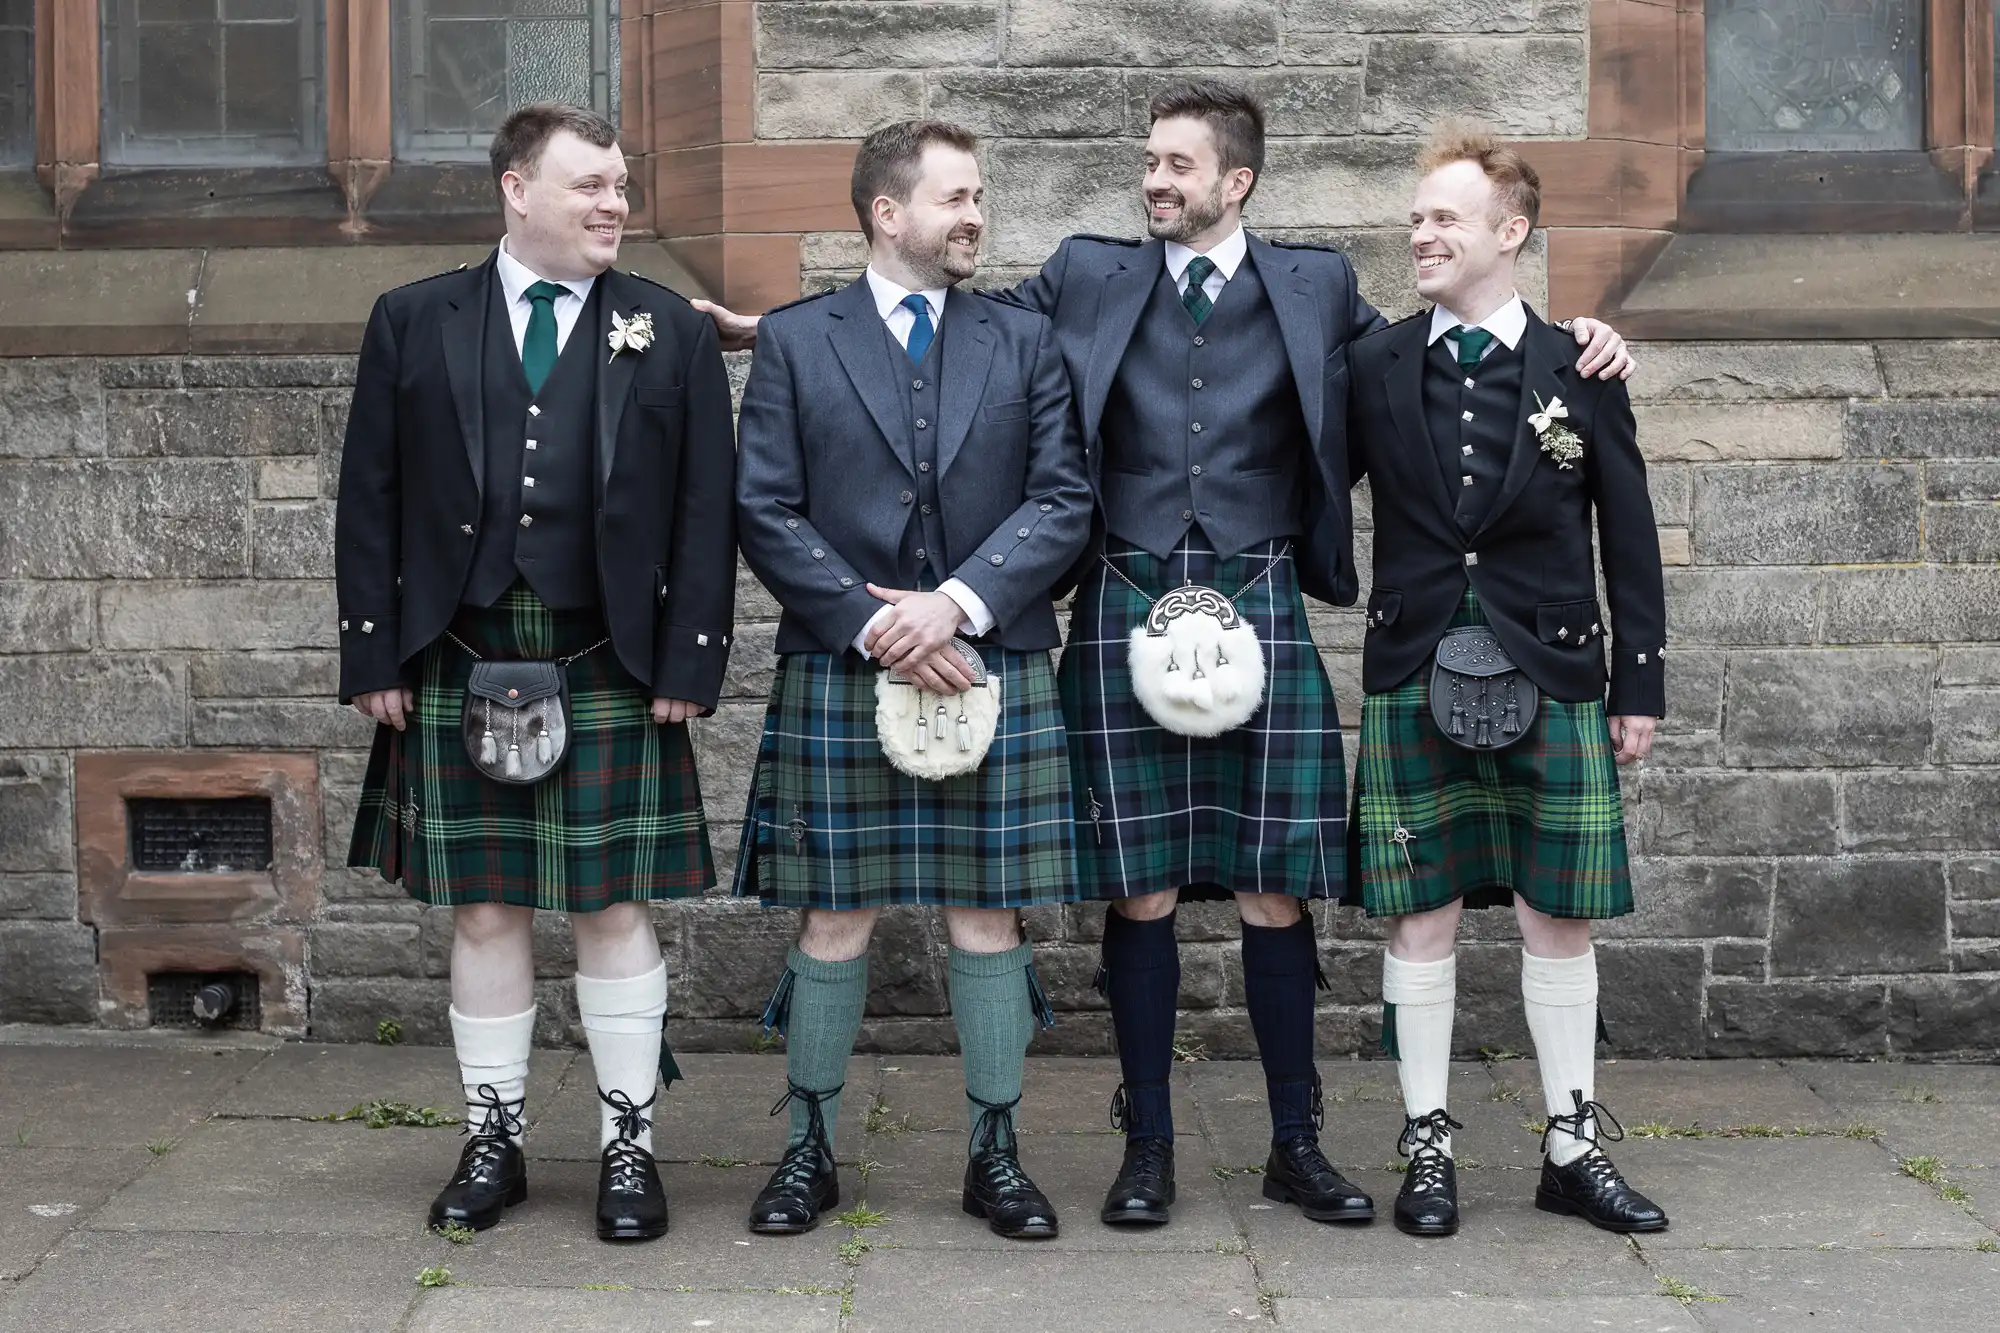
left=521, top=280, right=568, bottom=395
left=1182, top=255, right=1216, bottom=324
left=1452, top=325, right=1495, bottom=372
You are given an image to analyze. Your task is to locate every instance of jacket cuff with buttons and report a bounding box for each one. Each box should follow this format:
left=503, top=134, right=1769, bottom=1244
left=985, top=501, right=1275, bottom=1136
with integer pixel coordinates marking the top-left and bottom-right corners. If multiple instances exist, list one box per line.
left=337, top=614, right=405, bottom=703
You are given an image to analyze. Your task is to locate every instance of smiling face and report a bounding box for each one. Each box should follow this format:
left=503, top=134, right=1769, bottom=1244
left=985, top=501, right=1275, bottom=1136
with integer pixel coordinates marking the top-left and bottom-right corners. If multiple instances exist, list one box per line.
left=1142, top=115, right=1250, bottom=248
left=873, top=143, right=984, bottom=288
left=1410, top=159, right=1530, bottom=314
left=500, top=129, right=629, bottom=280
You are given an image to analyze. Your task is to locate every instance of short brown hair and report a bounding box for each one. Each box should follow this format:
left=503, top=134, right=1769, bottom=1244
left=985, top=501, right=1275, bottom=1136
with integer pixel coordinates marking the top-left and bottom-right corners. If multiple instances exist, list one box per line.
left=490, top=102, right=619, bottom=193
left=1147, top=81, right=1266, bottom=204
left=849, top=120, right=979, bottom=240
left=1417, top=118, right=1541, bottom=236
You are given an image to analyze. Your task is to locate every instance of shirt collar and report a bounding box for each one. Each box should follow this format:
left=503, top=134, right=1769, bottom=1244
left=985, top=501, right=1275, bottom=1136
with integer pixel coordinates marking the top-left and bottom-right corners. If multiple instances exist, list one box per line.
left=865, top=267, right=948, bottom=325
left=1428, top=293, right=1527, bottom=350
left=1165, top=224, right=1247, bottom=283
left=495, top=238, right=597, bottom=308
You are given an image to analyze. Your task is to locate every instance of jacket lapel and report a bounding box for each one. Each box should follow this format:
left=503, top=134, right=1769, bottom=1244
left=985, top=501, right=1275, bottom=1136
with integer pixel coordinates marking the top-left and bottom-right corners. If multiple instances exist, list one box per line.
left=594, top=268, right=642, bottom=489
left=1247, top=234, right=1324, bottom=451
left=936, top=286, right=994, bottom=478
left=1383, top=314, right=1461, bottom=534
left=441, top=256, right=495, bottom=496
left=826, top=277, right=914, bottom=475
left=1472, top=307, right=1568, bottom=541
left=1081, top=240, right=1163, bottom=443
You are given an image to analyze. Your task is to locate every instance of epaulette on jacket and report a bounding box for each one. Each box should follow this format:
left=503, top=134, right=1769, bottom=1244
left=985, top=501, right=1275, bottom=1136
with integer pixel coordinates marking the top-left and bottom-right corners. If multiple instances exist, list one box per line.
left=1264, top=238, right=1347, bottom=256
left=624, top=270, right=697, bottom=306
left=1069, top=233, right=1146, bottom=247
left=763, top=288, right=837, bottom=316
left=390, top=261, right=473, bottom=292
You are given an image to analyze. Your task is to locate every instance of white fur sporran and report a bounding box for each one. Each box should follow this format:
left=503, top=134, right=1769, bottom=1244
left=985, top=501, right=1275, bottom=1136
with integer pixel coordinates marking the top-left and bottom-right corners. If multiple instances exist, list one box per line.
left=875, top=638, right=1002, bottom=781
left=1127, top=584, right=1267, bottom=737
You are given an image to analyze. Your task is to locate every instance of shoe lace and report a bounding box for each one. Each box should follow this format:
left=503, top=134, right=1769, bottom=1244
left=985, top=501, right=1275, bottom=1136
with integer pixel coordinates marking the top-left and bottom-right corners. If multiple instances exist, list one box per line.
left=602, top=1137, right=653, bottom=1193
left=970, top=1093, right=1033, bottom=1194
left=766, top=1082, right=842, bottom=1188
left=1124, top=1134, right=1173, bottom=1178
left=1540, top=1089, right=1625, bottom=1157
left=1396, top=1107, right=1462, bottom=1193
left=1277, top=1132, right=1336, bottom=1182
left=599, top=1087, right=657, bottom=1145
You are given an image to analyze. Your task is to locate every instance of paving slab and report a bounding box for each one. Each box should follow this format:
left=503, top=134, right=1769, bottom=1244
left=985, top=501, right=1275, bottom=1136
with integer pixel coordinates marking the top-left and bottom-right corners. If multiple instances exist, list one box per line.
left=430, top=1158, right=851, bottom=1293
left=1661, top=1248, right=2000, bottom=1332
left=405, top=1286, right=841, bottom=1333
left=217, top=1043, right=573, bottom=1122
left=1489, top=1059, right=1840, bottom=1130
left=1200, top=1091, right=1541, bottom=1177
left=854, top=1125, right=1240, bottom=1253
left=1184, top=1056, right=1433, bottom=1108
left=1790, top=1060, right=2000, bottom=1107
left=1856, top=1101, right=2000, bottom=1178
left=874, top=1055, right=1197, bottom=1134
left=528, top=1055, right=879, bottom=1164
left=1632, top=1138, right=1992, bottom=1250
left=1226, top=1166, right=1646, bottom=1299
left=0, top=1045, right=268, bottom=1150
left=0, top=1232, right=422, bottom=1333
left=86, top=1118, right=457, bottom=1238
left=1272, top=1295, right=1705, bottom=1331
left=0, top=1148, right=154, bottom=1279
left=845, top=1248, right=1264, bottom=1332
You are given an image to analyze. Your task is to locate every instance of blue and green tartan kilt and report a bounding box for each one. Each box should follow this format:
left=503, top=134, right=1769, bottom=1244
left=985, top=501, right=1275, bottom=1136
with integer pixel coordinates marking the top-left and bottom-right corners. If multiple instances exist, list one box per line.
left=732, top=647, right=1079, bottom=910
left=348, top=584, right=716, bottom=911
left=1057, top=535, right=1346, bottom=902
left=1346, top=587, right=1633, bottom=920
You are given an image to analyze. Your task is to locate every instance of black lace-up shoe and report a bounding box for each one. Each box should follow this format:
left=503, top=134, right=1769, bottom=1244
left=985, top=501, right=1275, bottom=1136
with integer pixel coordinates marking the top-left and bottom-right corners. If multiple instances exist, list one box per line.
left=1101, top=1136, right=1176, bottom=1226
left=1393, top=1109, right=1463, bottom=1237
left=1262, top=1134, right=1375, bottom=1223
left=749, top=1082, right=843, bottom=1235
left=595, top=1089, right=668, bottom=1241
left=961, top=1094, right=1059, bottom=1239
left=1532, top=1090, right=1667, bottom=1233
left=428, top=1085, right=526, bottom=1232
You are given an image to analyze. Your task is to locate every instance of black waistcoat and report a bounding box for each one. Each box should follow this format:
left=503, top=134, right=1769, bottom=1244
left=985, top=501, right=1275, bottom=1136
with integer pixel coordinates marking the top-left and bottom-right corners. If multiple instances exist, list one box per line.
left=878, top=315, right=951, bottom=591
left=463, top=275, right=601, bottom=610
left=1098, top=253, right=1309, bottom=558
left=1421, top=335, right=1523, bottom=538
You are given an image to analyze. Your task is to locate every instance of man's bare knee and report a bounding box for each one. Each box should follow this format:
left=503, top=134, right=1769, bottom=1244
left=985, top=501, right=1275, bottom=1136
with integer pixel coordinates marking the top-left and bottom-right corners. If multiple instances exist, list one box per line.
left=1112, top=888, right=1180, bottom=923
left=452, top=902, right=533, bottom=948
left=1236, top=891, right=1302, bottom=928
left=798, top=907, right=879, bottom=962
left=1386, top=901, right=1462, bottom=963
left=1515, top=897, right=1591, bottom=958
left=943, top=907, right=1022, bottom=953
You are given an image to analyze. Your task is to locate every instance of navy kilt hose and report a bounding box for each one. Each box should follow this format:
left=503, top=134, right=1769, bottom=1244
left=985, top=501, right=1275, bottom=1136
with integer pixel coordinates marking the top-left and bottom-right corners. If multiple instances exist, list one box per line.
left=1347, top=587, right=1634, bottom=921
left=734, top=648, right=1079, bottom=910
left=1058, top=535, right=1346, bottom=902
left=349, top=584, right=716, bottom=911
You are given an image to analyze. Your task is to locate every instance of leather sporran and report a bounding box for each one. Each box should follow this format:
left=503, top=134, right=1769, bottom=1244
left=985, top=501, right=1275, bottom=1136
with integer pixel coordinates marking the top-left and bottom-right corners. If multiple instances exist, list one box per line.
left=875, top=638, right=1002, bottom=782
left=451, top=632, right=607, bottom=785
left=1428, top=626, right=1539, bottom=751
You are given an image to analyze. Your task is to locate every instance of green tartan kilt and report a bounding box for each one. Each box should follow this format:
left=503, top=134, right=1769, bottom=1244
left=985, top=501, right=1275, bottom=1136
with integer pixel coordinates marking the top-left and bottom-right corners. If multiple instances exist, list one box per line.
left=732, top=647, right=1079, bottom=910
left=348, top=584, right=715, bottom=911
left=1346, top=588, right=1633, bottom=920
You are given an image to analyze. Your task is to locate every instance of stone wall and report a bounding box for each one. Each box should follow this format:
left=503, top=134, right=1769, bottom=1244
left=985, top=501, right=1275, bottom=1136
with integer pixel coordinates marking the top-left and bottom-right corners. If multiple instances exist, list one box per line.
left=0, top=1, right=1996, bottom=1057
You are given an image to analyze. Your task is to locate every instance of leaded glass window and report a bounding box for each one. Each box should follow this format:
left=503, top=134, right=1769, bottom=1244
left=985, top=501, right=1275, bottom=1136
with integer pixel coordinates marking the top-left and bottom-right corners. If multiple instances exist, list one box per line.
left=394, top=0, right=620, bottom=163
left=1705, top=0, right=1924, bottom=152
left=101, top=0, right=324, bottom=165
left=0, top=0, right=32, bottom=167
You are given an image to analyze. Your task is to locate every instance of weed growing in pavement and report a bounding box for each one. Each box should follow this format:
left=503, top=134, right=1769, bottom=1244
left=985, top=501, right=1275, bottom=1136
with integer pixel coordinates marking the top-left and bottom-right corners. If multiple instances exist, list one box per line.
left=837, top=1235, right=873, bottom=1264
left=317, top=1100, right=460, bottom=1129
left=699, top=1153, right=746, bottom=1168
left=1656, top=1275, right=1722, bottom=1306
left=837, top=1204, right=888, bottom=1229
left=749, top=1029, right=783, bottom=1054
left=1976, top=1238, right=1997, bottom=1254
left=432, top=1222, right=476, bottom=1245
left=375, top=1019, right=403, bottom=1046
left=1897, top=1084, right=1942, bottom=1105
left=579, top=1283, right=632, bottom=1291
left=145, top=1138, right=177, bottom=1156
left=415, top=1266, right=456, bottom=1288
left=1171, top=1033, right=1209, bottom=1062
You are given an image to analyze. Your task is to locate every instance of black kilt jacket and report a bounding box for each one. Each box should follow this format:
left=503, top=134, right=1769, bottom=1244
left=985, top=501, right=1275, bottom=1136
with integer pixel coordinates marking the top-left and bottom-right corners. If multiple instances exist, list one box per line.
left=1346, top=305, right=1667, bottom=717
left=333, top=252, right=737, bottom=709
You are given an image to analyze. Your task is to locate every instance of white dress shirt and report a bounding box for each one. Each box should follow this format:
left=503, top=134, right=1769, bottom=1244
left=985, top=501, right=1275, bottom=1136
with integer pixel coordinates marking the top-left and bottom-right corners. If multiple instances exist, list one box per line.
left=853, top=266, right=995, bottom=660
left=495, top=237, right=597, bottom=358
left=1427, top=293, right=1528, bottom=365
left=1165, top=224, right=1247, bottom=306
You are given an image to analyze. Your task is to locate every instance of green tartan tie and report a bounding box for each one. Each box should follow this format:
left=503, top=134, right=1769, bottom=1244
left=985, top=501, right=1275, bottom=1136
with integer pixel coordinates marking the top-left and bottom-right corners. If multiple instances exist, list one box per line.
left=521, top=280, right=567, bottom=394
left=1452, top=325, right=1495, bottom=372
left=1181, top=254, right=1216, bottom=324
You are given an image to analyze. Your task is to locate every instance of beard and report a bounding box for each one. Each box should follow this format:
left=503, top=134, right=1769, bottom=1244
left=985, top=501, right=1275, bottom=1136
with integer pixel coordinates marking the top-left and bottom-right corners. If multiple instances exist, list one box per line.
left=1145, top=175, right=1230, bottom=244
left=896, top=220, right=980, bottom=289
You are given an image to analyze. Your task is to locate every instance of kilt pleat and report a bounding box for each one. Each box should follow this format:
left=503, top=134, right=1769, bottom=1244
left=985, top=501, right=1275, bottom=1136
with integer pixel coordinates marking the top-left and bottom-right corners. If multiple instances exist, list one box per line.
left=348, top=584, right=715, bottom=911
left=1057, top=535, right=1346, bottom=902
left=733, top=647, right=1079, bottom=909
left=1347, top=587, right=1633, bottom=920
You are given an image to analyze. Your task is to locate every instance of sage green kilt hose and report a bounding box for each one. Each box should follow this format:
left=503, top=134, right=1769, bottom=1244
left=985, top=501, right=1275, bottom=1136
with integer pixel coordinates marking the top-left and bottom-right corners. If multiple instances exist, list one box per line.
left=1345, top=587, right=1633, bottom=920
left=348, top=584, right=716, bottom=911
left=733, top=647, right=1079, bottom=910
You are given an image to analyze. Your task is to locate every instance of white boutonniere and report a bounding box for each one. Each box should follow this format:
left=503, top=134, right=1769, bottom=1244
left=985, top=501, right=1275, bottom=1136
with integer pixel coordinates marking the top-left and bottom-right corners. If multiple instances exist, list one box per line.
left=608, top=310, right=655, bottom=361
left=1530, top=392, right=1585, bottom=470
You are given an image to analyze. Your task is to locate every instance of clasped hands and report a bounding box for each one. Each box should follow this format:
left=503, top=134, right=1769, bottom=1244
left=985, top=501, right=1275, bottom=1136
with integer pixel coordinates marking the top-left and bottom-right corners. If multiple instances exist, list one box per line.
left=865, top=585, right=975, bottom=696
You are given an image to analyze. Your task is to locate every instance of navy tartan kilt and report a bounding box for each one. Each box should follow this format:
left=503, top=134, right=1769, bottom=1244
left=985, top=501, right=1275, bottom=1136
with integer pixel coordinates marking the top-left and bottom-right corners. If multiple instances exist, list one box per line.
left=349, top=585, right=715, bottom=911
left=732, top=647, right=1080, bottom=910
left=1057, top=535, right=1347, bottom=902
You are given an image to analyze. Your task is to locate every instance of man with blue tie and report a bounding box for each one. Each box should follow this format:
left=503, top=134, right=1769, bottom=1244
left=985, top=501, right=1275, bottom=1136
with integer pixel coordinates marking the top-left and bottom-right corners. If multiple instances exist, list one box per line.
left=731, top=120, right=1093, bottom=1240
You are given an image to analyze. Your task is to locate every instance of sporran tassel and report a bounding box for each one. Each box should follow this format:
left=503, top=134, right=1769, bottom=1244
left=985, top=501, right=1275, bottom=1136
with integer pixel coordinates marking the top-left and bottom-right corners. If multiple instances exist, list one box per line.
left=956, top=701, right=971, bottom=753
left=536, top=726, right=552, bottom=763
left=1448, top=679, right=1465, bottom=737
left=504, top=743, right=523, bottom=778
left=1502, top=679, right=1520, bottom=735
left=480, top=700, right=497, bottom=764
left=935, top=702, right=948, bottom=746
left=914, top=707, right=928, bottom=753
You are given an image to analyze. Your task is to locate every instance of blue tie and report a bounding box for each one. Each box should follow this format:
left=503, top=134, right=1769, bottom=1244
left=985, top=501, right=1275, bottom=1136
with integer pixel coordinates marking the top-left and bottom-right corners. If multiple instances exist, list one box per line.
left=901, top=293, right=935, bottom=365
